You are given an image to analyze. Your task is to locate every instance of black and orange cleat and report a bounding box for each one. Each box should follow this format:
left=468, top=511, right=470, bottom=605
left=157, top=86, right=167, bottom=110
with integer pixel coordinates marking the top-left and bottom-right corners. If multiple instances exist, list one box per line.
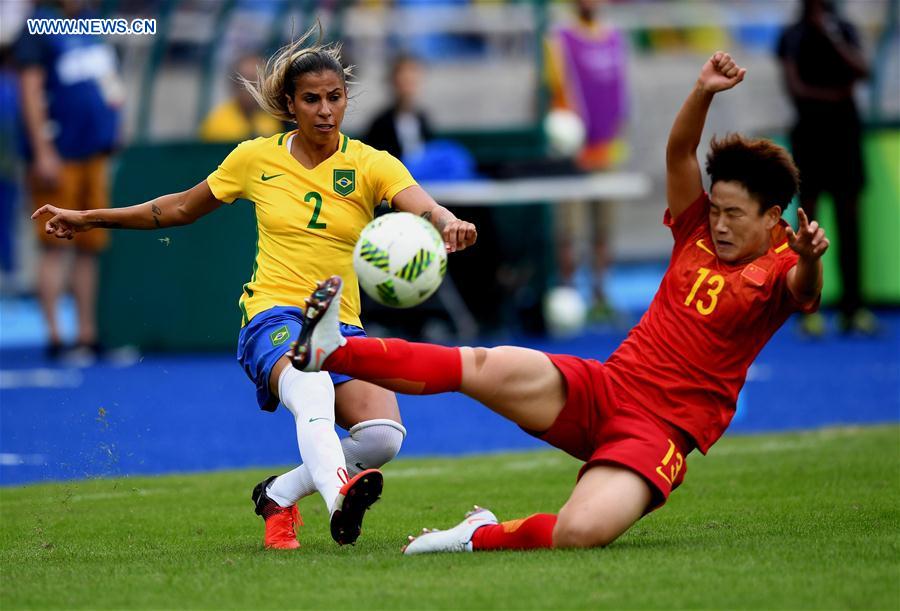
left=290, top=276, right=347, bottom=372
left=330, top=469, right=383, bottom=545
left=252, top=476, right=303, bottom=550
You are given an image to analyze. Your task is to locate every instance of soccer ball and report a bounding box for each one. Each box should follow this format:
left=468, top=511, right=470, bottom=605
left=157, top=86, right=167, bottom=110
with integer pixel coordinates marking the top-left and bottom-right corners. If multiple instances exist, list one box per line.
left=353, top=212, right=447, bottom=308
left=544, top=109, right=586, bottom=157
left=544, top=286, right=587, bottom=337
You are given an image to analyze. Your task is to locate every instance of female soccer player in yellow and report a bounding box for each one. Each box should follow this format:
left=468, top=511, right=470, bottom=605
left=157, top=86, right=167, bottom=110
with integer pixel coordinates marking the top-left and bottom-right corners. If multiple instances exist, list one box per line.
left=32, top=26, right=477, bottom=550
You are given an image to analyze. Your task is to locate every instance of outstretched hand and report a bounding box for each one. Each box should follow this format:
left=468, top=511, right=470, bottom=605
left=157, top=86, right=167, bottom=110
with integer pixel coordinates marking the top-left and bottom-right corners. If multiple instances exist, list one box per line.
left=31, top=204, right=91, bottom=240
left=441, top=218, right=477, bottom=253
left=786, top=208, right=829, bottom=260
left=698, top=51, right=746, bottom=94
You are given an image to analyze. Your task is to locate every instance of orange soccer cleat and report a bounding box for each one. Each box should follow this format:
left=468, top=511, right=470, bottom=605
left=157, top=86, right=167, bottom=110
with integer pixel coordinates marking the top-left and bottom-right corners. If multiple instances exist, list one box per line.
left=252, top=476, right=303, bottom=550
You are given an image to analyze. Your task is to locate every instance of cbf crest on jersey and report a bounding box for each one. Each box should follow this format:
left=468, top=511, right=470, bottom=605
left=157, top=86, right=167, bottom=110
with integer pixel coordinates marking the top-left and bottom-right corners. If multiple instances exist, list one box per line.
left=334, top=169, right=356, bottom=196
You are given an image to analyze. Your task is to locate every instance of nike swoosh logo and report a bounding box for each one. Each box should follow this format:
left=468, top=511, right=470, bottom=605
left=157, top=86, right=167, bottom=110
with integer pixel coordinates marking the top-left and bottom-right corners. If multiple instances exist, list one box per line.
left=695, top=239, right=715, bottom=256
left=315, top=348, right=327, bottom=369
left=354, top=462, right=366, bottom=471
left=261, top=172, right=284, bottom=181
left=308, top=417, right=331, bottom=423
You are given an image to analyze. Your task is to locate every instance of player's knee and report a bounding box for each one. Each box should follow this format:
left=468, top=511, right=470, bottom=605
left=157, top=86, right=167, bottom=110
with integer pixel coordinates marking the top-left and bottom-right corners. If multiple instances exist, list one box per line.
left=552, top=513, right=620, bottom=549
left=278, top=368, right=335, bottom=419
left=347, top=419, right=406, bottom=468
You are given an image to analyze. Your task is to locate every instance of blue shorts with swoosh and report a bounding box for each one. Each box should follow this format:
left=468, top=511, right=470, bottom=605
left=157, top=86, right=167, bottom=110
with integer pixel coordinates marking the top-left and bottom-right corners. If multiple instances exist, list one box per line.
left=237, top=305, right=367, bottom=412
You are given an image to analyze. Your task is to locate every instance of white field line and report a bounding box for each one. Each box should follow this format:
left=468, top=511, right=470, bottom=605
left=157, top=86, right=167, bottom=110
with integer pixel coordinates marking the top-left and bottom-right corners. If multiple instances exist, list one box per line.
left=499, top=455, right=570, bottom=470
left=66, top=488, right=163, bottom=502
left=0, top=487, right=165, bottom=505
left=0, top=368, right=83, bottom=389
left=712, top=429, right=875, bottom=456
left=0, top=453, right=48, bottom=466
left=711, top=439, right=820, bottom=456
left=385, top=453, right=567, bottom=479
left=0, top=454, right=567, bottom=504
left=383, top=466, right=453, bottom=479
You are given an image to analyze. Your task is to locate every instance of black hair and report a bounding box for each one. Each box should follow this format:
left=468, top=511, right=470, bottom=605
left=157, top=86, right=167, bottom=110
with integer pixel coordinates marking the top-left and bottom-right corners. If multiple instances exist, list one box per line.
left=706, top=134, right=800, bottom=213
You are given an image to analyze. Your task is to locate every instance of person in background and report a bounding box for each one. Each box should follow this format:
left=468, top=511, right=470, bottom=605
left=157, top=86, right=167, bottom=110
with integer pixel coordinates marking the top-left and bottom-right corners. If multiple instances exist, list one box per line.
left=363, top=52, right=494, bottom=339
left=199, top=54, right=284, bottom=143
left=777, top=0, right=874, bottom=336
left=15, top=0, right=123, bottom=361
left=0, top=46, right=21, bottom=291
left=545, top=0, right=629, bottom=322
left=363, top=53, right=434, bottom=160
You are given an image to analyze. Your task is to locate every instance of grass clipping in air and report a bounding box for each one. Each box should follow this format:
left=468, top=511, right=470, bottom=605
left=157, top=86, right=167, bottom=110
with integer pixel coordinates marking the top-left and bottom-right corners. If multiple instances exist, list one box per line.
left=1, top=425, right=898, bottom=609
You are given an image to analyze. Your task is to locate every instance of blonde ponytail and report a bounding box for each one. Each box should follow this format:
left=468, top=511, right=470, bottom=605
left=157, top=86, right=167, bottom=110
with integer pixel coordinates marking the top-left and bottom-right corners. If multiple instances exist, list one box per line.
left=239, top=21, right=353, bottom=123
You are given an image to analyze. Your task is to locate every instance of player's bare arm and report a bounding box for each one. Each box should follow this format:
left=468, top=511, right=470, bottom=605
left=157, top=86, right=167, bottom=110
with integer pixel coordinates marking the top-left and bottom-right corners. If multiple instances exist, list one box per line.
left=786, top=207, right=829, bottom=304
left=392, top=185, right=477, bottom=253
left=666, top=52, right=746, bottom=219
left=31, top=180, right=224, bottom=240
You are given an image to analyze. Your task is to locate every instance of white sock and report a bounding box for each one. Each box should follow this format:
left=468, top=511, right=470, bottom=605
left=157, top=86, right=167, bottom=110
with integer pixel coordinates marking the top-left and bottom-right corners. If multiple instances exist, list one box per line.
left=274, top=367, right=344, bottom=513
left=267, top=419, right=406, bottom=507
left=341, top=419, right=406, bottom=473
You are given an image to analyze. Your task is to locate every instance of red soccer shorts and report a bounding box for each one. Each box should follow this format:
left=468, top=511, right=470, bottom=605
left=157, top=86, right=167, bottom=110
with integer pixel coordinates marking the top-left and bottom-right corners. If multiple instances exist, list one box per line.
left=529, top=353, right=695, bottom=510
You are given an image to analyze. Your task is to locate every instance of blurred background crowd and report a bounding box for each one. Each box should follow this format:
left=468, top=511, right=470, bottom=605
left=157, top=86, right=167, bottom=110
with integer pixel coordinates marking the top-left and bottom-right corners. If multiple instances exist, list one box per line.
left=1, top=0, right=898, bottom=359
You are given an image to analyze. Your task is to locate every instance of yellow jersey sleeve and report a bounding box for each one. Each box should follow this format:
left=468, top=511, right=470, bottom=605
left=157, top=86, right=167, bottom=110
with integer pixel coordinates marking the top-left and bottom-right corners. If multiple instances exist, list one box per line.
left=369, top=149, right=417, bottom=206
left=207, top=139, right=257, bottom=204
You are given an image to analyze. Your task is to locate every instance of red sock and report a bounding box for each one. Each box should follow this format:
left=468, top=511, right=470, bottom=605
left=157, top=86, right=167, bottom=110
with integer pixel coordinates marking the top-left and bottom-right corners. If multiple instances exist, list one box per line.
left=471, top=514, right=557, bottom=551
left=323, top=337, right=462, bottom=394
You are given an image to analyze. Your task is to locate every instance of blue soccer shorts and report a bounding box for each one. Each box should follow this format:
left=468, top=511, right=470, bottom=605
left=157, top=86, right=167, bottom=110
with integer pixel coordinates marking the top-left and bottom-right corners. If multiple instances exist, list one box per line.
left=237, top=305, right=367, bottom=412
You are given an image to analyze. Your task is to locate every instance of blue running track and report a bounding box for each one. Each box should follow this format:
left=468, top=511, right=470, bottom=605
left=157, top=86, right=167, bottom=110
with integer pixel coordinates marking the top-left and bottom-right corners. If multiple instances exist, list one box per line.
left=1, top=312, right=898, bottom=486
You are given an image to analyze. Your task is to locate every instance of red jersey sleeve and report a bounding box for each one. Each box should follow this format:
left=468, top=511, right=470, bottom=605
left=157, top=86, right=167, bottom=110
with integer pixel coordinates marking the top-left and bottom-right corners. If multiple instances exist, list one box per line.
left=772, top=252, right=821, bottom=315
left=664, top=193, right=709, bottom=247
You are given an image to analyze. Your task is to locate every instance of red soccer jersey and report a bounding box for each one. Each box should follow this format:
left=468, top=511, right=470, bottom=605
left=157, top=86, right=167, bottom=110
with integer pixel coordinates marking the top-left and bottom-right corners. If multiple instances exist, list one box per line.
left=604, top=193, right=817, bottom=453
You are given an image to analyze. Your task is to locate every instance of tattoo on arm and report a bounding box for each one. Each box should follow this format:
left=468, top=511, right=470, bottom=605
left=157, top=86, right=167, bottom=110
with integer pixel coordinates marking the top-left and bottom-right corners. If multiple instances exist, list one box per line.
left=93, top=221, right=123, bottom=229
left=422, top=208, right=451, bottom=231
left=151, top=203, right=162, bottom=228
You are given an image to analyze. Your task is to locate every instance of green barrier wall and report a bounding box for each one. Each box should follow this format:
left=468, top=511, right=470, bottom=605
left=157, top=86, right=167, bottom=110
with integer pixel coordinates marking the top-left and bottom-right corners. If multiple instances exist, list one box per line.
left=780, top=128, right=900, bottom=305
left=831, top=129, right=900, bottom=303
left=99, top=142, right=256, bottom=350
left=99, top=128, right=899, bottom=350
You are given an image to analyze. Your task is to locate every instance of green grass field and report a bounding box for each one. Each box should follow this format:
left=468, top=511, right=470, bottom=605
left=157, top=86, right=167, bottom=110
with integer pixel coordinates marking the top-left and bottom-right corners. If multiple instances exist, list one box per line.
left=2, top=425, right=898, bottom=610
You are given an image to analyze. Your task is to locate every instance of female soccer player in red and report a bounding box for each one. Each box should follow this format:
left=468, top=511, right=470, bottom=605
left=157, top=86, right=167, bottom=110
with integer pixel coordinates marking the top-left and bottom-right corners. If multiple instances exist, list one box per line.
left=32, top=26, right=477, bottom=550
left=290, top=52, right=829, bottom=553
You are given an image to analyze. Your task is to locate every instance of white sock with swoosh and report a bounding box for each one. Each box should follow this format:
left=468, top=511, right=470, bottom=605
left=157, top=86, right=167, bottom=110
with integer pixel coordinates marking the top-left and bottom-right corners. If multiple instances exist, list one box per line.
left=273, top=367, right=344, bottom=513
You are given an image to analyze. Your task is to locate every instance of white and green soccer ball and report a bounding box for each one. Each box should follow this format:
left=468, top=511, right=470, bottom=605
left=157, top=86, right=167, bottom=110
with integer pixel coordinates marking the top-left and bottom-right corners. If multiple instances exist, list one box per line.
left=353, top=212, right=448, bottom=308
left=544, top=286, right=587, bottom=337
left=544, top=109, right=586, bottom=158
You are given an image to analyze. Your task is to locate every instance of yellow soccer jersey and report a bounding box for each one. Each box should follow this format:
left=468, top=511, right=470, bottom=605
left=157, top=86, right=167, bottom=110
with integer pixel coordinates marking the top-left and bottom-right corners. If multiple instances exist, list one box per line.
left=206, top=131, right=418, bottom=328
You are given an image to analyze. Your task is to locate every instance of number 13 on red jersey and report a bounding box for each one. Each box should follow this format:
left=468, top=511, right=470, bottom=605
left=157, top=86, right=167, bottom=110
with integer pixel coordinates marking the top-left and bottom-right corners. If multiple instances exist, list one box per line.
left=656, top=439, right=684, bottom=485
left=684, top=267, right=725, bottom=316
